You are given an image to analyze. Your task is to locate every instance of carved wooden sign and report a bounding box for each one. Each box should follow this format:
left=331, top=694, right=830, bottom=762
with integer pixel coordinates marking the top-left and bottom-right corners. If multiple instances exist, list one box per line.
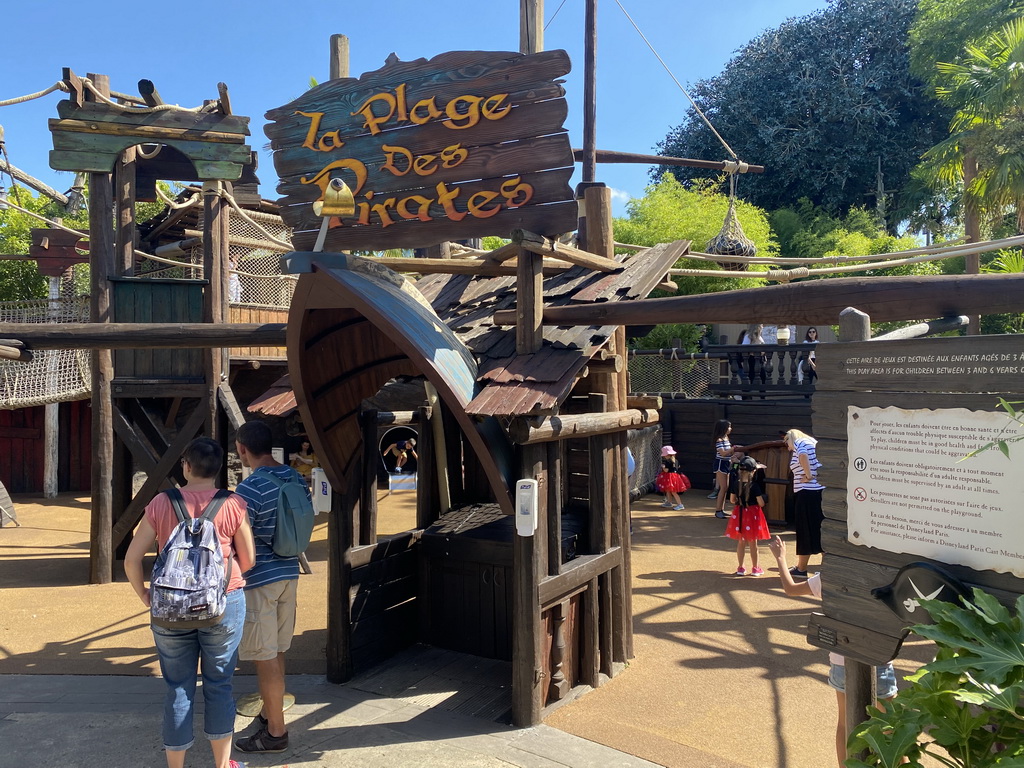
left=265, top=50, right=578, bottom=251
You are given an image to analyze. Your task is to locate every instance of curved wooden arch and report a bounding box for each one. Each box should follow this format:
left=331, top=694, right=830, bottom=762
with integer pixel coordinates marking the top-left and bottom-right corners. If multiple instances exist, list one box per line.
left=286, top=253, right=514, bottom=514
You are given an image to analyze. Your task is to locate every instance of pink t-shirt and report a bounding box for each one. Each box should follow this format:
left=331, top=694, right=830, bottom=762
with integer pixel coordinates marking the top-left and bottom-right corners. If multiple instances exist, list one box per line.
left=145, top=488, right=248, bottom=593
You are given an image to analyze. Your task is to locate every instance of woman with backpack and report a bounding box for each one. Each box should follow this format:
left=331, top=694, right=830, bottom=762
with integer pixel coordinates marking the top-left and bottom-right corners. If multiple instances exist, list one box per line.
left=125, top=437, right=255, bottom=768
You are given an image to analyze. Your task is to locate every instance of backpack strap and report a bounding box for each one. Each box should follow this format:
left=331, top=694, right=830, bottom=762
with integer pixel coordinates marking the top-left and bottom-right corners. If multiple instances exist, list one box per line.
left=164, top=487, right=190, bottom=525
left=198, top=489, right=233, bottom=524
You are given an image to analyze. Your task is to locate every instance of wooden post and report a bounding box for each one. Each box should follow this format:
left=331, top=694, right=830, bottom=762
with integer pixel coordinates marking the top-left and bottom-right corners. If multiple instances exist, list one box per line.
left=582, top=0, right=598, bottom=183
left=359, top=409, right=378, bottom=546
left=837, top=305, right=874, bottom=763
left=330, top=34, right=350, bottom=79
left=516, top=245, right=544, bottom=355
left=43, top=277, right=61, bottom=499
left=115, top=147, right=136, bottom=276
left=546, top=440, right=562, bottom=576
left=520, top=0, right=543, bottom=54
left=202, top=181, right=225, bottom=439
left=583, top=184, right=632, bottom=661
left=87, top=73, right=116, bottom=585
left=415, top=405, right=436, bottom=530
left=326, top=463, right=355, bottom=683
left=512, top=442, right=546, bottom=726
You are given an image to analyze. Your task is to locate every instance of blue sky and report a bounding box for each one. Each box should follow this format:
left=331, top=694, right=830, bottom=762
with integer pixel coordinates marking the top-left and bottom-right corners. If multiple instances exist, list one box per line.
left=2, top=0, right=826, bottom=218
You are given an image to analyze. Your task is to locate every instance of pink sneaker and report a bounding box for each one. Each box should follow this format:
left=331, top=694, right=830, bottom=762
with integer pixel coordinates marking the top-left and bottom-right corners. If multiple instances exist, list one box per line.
left=751, top=566, right=764, bottom=576
left=735, top=566, right=746, bottom=576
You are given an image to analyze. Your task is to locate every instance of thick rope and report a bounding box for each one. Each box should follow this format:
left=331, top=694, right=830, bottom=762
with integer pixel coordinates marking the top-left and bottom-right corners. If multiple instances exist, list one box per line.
left=81, top=78, right=208, bottom=114
left=0, top=82, right=69, bottom=107
left=219, top=188, right=293, bottom=250
left=613, top=0, right=738, bottom=161
left=155, top=185, right=201, bottom=210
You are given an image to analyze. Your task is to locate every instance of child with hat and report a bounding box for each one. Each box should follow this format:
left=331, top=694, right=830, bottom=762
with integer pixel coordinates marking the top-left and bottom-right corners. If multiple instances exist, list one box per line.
left=726, top=455, right=771, bottom=575
left=656, top=445, right=689, bottom=511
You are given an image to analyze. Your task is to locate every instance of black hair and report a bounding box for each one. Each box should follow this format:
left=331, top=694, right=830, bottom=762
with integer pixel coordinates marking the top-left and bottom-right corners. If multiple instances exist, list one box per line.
left=182, top=437, right=223, bottom=479
left=236, top=420, right=273, bottom=457
left=712, top=419, right=731, bottom=443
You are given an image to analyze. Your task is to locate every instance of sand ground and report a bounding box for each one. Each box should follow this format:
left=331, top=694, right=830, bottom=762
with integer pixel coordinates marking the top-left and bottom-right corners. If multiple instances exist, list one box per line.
left=0, top=489, right=938, bottom=767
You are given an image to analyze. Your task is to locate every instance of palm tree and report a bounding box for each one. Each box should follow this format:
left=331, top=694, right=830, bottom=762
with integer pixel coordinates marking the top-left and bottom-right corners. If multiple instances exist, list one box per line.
left=920, top=18, right=1024, bottom=233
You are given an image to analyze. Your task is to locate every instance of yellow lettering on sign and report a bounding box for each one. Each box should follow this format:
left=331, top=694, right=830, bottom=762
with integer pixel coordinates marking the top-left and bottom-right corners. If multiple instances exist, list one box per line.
left=297, top=111, right=326, bottom=151
left=381, top=145, right=413, bottom=177
left=350, top=85, right=512, bottom=135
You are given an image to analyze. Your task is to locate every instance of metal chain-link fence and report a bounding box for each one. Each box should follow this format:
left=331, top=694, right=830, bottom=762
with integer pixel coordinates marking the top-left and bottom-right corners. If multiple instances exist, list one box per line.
left=628, top=424, right=663, bottom=499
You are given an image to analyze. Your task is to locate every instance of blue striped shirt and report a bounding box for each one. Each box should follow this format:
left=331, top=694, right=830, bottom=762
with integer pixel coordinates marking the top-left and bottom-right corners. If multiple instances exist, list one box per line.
left=236, top=465, right=304, bottom=589
left=790, top=439, right=825, bottom=492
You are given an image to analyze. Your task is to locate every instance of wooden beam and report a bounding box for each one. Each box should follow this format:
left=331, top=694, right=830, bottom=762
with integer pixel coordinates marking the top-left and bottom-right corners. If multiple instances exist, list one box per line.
left=572, top=148, right=765, bottom=174
left=509, top=408, right=659, bottom=445
left=870, top=315, right=969, bottom=341
left=110, top=399, right=210, bottom=549
left=368, top=255, right=574, bottom=276
left=48, top=117, right=247, bottom=144
left=0, top=345, right=32, bottom=362
left=137, top=79, right=165, bottom=107
left=376, top=409, right=430, bottom=426
left=512, top=229, right=620, bottom=272
left=88, top=70, right=115, bottom=585
left=626, top=395, right=662, bottom=410
left=516, top=246, right=543, bottom=355
left=0, top=322, right=287, bottom=349
left=538, top=548, right=622, bottom=605
left=512, top=443, right=546, bottom=727
left=217, top=384, right=247, bottom=431
left=520, top=0, right=543, bottom=54
left=492, top=273, right=1024, bottom=327
left=359, top=409, right=378, bottom=546
left=330, top=34, right=350, bottom=79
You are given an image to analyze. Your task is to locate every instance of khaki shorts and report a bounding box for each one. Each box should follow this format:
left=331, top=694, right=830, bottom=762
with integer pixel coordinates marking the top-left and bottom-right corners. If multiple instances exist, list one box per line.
left=239, top=579, right=298, bottom=662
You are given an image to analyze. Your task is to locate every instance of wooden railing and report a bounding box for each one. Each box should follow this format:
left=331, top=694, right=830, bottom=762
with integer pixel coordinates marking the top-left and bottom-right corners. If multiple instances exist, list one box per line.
left=702, top=342, right=817, bottom=398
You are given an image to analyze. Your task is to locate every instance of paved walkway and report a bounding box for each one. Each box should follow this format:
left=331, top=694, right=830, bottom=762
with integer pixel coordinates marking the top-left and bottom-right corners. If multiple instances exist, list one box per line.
left=0, top=674, right=660, bottom=768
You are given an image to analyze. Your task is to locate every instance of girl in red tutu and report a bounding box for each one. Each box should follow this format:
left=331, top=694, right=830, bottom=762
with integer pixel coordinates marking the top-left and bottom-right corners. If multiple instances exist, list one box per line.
left=656, top=445, right=690, bottom=510
left=727, top=456, right=771, bottom=575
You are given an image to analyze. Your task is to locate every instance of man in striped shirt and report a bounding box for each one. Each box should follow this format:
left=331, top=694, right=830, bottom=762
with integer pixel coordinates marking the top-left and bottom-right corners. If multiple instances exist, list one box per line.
left=233, top=420, right=308, bottom=755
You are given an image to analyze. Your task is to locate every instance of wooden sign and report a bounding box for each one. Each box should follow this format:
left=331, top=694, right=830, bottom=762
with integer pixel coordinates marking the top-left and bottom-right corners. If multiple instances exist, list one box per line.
left=265, top=50, right=579, bottom=251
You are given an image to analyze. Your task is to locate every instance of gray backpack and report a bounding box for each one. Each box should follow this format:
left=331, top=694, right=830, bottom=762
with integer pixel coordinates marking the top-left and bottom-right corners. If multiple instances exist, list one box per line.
left=150, top=488, right=233, bottom=629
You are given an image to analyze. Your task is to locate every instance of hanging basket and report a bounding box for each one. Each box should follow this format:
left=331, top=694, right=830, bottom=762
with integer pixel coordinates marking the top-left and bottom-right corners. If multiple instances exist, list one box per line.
left=705, top=199, right=756, bottom=271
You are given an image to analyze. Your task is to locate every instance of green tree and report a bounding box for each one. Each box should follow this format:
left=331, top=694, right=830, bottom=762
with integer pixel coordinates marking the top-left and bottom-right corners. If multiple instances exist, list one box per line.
left=614, top=174, right=776, bottom=350
left=656, top=0, right=950, bottom=227
left=909, top=0, right=1024, bottom=89
left=919, top=18, right=1024, bottom=234
left=0, top=185, right=92, bottom=301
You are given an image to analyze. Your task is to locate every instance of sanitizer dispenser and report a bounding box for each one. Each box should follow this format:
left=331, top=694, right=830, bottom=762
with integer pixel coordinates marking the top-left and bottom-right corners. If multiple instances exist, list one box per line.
left=516, top=478, right=538, bottom=536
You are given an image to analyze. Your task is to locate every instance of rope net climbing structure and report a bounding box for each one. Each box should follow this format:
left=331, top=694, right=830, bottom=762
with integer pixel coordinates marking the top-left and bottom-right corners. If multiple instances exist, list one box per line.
left=0, top=292, right=91, bottom=409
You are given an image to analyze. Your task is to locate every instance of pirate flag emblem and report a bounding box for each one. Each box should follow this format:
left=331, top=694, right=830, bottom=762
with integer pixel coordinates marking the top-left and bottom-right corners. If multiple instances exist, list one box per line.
left=871, top=562, right=971, bottom=625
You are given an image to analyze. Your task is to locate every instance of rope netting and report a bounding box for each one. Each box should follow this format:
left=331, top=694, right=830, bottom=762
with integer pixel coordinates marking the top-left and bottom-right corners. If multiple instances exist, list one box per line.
left=628, top=355, right=721, bottom=399
left=627, top=424, right=663, bottom=498
left=227, top=210, right=295, bottom=309
left=0, top=294, right=91, bottom=409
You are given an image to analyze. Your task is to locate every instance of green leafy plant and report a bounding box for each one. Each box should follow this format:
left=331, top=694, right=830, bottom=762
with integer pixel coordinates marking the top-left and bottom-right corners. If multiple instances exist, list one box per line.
left=846, top=589, right=1024, bottom=767
left=963, top=399, right=1024, bottom=459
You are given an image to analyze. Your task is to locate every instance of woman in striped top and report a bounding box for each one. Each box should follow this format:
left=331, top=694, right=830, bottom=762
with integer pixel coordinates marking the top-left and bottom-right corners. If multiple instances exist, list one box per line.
left=712, top=420, right=738, bottom=518
left=784, top=428, right=825, bottom=576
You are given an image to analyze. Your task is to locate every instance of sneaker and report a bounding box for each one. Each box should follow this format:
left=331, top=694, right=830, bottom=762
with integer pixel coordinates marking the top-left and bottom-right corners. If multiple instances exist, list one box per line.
left=788, top=567, right=808, bottom=578
left=661, top=501, right=673, bottom=508
left=229, top=761, right=247, bottom=768
left=714, top=510, right=727, bottom=519
left=235, top=727, right=289, bottom=754
left=751, top=566, right=764, bottom=576
left=707, top=490, right=719, bottom=499
left=735, top=566, right=747, bottom=576
left=673, top=504, right=685, bottom=510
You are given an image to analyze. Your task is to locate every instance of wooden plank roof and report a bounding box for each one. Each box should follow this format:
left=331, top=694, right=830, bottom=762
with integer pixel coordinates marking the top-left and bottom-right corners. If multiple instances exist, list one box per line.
left=416, top=239, right=688, bottom=416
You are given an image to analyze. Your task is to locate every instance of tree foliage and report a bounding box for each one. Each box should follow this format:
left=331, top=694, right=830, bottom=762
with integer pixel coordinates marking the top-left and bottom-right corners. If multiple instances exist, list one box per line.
left=919, top=18, right=1024, bottom=234
left=614, top=173, right=776, bottom=295
left=656, top=0, right=951, bottom=227
left=909, top=0, right=1024, bottom=89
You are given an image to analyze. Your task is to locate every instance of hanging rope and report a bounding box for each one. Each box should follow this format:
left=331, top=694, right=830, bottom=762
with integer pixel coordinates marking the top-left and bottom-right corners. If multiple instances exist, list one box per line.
left=218, top=188, right=294, bottom=250
left=612, top=0, right=739, bottom=160
left=155, top=185, right=201, bottom=210
left=0, top=81, right=69, bottom=108
left=705, top=173, right=756, bottom=269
